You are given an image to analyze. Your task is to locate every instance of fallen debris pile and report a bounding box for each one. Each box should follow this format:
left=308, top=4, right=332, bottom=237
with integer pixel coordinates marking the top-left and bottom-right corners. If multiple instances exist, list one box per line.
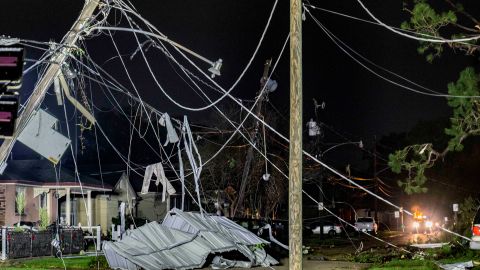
left=103, top=208, right=278, bottom=270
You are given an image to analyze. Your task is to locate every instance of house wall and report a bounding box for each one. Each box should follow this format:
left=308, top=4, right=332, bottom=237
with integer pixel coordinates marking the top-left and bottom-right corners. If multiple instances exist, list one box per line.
left=94, top=195, right=118, bottom=236
left=136, top=193, right=169, bottom=222
left=0, top=184, right=5, bottom=226
left=5, top=185, right=39, bottom=226
left=77, top=196, right=96, bottom=227
left=48, top=191, right=58, bottom=224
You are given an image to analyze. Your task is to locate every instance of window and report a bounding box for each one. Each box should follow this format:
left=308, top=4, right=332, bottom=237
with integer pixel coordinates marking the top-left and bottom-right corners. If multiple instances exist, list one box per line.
left=39, top=192, right=47, bottom=209
left=15, top=186, right=26, bottom=215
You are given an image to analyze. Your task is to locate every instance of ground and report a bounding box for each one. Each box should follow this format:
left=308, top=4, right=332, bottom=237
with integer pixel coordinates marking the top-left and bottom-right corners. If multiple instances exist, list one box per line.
left=0, top=230, right=469, bottom=270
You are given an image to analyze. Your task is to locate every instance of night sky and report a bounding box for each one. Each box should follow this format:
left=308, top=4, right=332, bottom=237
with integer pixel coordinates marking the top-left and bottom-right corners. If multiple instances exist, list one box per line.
left=0, top=0, right=479, bottom=213
left=1, top=0, right=474, bottom=137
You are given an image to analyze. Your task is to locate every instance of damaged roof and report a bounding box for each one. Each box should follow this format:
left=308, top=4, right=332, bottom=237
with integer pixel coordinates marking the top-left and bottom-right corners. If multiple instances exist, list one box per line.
left=103, top=209, right=278, bottom=270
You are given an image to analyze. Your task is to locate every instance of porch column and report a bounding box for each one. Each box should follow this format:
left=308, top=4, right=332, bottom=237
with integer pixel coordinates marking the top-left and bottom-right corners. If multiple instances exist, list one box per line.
left=47, top=191, right=52, bottom=223
left=87, top=190, right=92, bottom=227
left=65, top=188, right=71, bottom=226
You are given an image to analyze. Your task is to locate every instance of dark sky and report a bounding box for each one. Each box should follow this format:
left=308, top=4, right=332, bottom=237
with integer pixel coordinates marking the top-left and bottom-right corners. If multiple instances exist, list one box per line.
left=1, top=0, right=475, bottom=139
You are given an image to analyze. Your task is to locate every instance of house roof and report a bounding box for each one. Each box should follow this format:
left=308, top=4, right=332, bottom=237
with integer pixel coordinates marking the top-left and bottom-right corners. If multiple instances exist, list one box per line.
left=0, top=159, right=112, bottom=190
left=81, top=163, right=182, bottom=194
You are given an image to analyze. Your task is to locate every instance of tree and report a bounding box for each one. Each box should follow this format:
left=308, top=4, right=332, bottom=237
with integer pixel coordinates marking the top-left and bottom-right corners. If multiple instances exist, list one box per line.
left=15, top=191, right=25, bottom=226
left=39, top=208, right=49, bottom=230
left=194, top=105, right=288, bottom=219
left=389, top=0, right=480, bottom=193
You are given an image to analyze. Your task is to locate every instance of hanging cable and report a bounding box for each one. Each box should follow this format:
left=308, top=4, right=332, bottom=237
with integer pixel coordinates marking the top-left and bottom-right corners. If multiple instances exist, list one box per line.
left=356, top=0, right=480, bottom=43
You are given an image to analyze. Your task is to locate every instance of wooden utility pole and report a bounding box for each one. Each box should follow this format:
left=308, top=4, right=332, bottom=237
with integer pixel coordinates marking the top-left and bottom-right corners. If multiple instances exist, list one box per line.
left=0, top=0, right=101, bottom=166
left=234, top=59, right=272, bottom=217
left=290, top=0, right=303, bottom=268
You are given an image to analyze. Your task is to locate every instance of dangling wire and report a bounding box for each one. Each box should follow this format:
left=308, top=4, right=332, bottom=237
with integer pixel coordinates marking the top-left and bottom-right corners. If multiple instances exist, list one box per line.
left=262, top=118, right=269, bottom=180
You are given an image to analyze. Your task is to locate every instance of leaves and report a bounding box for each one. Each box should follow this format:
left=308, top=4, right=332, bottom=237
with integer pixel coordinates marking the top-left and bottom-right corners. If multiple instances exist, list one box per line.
left=401, top=1, right=457, bottom=62
left=389, top=67, right=480, bottom=193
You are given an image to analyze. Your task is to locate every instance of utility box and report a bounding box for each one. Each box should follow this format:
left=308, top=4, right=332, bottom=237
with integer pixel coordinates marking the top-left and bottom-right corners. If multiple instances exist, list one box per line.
left=17, top=109, right=71, bottom=164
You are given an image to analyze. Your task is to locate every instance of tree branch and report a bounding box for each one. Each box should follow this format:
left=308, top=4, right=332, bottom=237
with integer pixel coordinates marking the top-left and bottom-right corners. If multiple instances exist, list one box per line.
left=444, top=0, right=480, bottom=25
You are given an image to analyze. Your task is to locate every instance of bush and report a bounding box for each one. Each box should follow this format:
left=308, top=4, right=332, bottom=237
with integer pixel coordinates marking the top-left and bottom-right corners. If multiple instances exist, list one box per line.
left=88, top=256, right=110, bottom=269
left=39, top=208, right=49, bottom=230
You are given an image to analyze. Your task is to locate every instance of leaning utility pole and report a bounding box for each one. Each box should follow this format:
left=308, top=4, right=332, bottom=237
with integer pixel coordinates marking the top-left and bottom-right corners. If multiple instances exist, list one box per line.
left=290, top=0, right=303, bottom=268
left=0, top=0, right=101, bottom=166
left=233, top=59, right=272, bottom=217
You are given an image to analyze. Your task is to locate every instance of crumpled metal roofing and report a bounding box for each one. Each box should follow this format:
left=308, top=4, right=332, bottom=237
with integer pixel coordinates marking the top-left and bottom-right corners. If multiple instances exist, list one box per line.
left=104, top=221, right=236, bottom=270
left=163, top=208, right=278, bottom=267
left=103, top=210, right=278, bottom=270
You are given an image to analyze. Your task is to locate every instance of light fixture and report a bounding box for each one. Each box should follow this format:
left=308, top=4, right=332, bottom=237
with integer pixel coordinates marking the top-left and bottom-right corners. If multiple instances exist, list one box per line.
left=358, top=140, right=364, bottom=149
left=262, top=173, right=270, bottom=181
left=208, top=58, right=223, bottom=78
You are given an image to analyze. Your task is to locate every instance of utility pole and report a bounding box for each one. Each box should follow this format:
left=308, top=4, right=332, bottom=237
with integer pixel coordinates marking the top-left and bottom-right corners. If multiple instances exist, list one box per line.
left=290, top=0, right=303, bottom=268
left=233, top=59, right=272, bottom=217
left=374, top=136, right=378, bottom=223
left=0, top=0, right=101, bottom=166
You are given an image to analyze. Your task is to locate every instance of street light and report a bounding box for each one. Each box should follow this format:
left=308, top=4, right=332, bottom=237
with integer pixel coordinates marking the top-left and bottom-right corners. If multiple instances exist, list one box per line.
left=321, top=140, right=363, bottom=157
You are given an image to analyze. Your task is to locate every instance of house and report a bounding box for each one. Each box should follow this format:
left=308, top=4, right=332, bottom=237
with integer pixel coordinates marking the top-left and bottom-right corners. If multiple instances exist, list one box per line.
left=0, top=159, right=112, bottom=228
left=99, top=170, right=173, bottom=231
left=0, top=159, right=179, bottom=235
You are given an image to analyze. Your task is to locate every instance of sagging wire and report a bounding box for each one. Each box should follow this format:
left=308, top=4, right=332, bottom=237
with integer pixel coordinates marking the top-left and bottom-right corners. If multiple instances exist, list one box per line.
left=61, top=87, right=99, bottom=255
left=304, top=5, right=480, bottom=99
left=356, top=0, right=480, bottom=43
left=107, top=0, right=278, bottom=111
left=303, top=3, right=478, bottom=48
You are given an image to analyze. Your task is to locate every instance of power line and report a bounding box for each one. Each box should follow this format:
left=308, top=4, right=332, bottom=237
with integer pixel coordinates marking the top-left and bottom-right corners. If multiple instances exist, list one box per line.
left=304, top=6, right=480, bottom=99
left=356, top=0, right=480, bottom=43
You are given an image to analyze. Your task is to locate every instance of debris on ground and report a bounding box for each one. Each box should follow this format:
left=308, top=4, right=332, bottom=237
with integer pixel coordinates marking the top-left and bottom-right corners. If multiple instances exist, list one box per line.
left=103, top=209, right=278, bottom=270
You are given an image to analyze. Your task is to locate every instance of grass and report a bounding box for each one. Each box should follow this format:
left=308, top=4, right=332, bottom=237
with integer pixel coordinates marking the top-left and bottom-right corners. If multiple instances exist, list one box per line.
left=367, top=259, right=439, bottom=270
left=0, top=256, right=109, bottom=269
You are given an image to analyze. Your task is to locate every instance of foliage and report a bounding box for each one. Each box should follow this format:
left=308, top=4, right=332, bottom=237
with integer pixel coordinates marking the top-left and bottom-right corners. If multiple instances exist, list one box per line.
left=38, top=208, right=49, bottom=231
left=15, top=191, right=25, bottom=225
left=401, top=0, right=457, bottom=62
left=391, top=1, right=480, bottom=193
left=445, top=68, right=480, bottom=151
left=195, top=105, right=287, bottom=218
left=457, top=196, right=479, bottom=236
left=368, top=258, right=439, bottom=270
left=401, top=0, right=479, bottom=62
left=13, top=226, right=24, bottom=233
left=389, top=67, right=480, bottom=193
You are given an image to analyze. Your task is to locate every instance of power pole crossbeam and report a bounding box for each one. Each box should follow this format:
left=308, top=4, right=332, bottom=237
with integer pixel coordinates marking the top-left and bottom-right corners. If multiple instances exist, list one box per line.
left=290, top=0, right=303, bottom=268
left=0, top=0, right=101, bottom=166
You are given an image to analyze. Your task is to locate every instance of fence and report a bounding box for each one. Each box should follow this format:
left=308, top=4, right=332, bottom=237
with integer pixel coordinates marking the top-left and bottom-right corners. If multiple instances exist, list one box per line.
left=0, top=227, right=86, bottom=260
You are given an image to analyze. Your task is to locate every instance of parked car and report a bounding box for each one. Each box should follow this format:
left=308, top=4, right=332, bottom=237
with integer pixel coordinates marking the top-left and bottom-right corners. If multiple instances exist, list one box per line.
left=470, top=208, right=480, bottom=250
left=354, top=217, right=378, bottom=234
left=310, top=221, right=342, bottom=236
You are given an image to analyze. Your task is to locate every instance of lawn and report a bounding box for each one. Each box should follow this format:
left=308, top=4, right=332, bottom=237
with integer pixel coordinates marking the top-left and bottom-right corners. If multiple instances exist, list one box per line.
left=0, top=256, right=109, bottom=270
left=367, top=259, right=439, bottom=270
